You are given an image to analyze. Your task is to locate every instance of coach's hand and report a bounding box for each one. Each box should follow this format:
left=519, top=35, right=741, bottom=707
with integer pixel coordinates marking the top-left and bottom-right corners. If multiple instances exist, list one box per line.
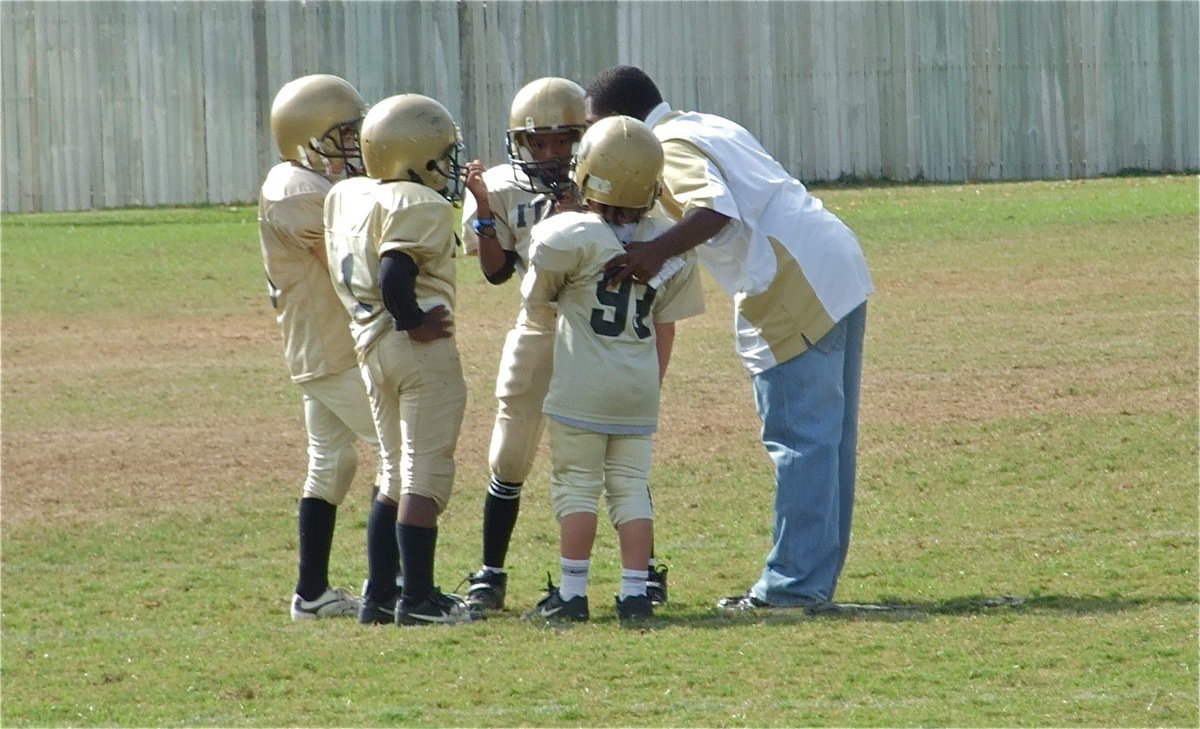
left=406, top=305, right=453, bottom=342
left=604, top=241, right=667, bottom=286
left=606, top=209, right=732, bottom=286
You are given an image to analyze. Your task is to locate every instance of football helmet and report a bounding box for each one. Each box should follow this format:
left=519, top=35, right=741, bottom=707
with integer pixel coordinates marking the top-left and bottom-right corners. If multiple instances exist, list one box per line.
left=505, top=77, right=587, bottom=194
left=361, top=94, right=464, bottom=201
left=270, top=74, right=367, bottom=178
left=571, top=115, right=663, bottom=210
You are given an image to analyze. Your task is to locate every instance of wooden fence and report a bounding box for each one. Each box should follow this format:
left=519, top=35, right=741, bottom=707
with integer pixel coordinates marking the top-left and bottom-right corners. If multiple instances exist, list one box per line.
left=2, top=0, right=1196, bottom=213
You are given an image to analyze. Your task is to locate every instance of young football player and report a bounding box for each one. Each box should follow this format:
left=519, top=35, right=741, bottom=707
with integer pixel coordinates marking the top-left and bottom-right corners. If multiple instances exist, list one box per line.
left=324, top=93, right=476, bottom=626
left=459, top=77, right=585, bottom=612
left=461, top=77, right=671, bottom=612
left=259, top=74, right=381, bottom=621
left=520, top=116, right=704, bottom=623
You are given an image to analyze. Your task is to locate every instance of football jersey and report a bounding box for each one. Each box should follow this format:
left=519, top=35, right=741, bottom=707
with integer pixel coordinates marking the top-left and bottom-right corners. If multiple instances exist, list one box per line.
left=462, top=163, right=568, bottom=276
left=258, top=163, right=357, bottom=383
left=523, top=212, right=704, bottom=431
left=645, top=102, right=875, bottom=375
left=324, top=176, right=458, bottom=354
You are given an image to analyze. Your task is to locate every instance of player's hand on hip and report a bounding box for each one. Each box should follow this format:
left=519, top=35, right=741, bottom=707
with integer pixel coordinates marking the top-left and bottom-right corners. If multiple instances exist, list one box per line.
left=406, top=305, right=453, bottom=342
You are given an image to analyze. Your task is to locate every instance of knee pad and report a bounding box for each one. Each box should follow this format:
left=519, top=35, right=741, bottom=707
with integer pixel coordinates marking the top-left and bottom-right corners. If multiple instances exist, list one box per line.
left=488, top=411, right=546, bottom=483
left=605, top=474, right=654, bottom=526
left=551, top=482, right=603, bottom=522
left=304, top=443, right=357, bottom=505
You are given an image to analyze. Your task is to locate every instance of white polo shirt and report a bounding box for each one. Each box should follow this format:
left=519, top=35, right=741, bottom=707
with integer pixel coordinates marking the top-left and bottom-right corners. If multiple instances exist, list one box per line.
left=646, top=102, right=874, bottom=374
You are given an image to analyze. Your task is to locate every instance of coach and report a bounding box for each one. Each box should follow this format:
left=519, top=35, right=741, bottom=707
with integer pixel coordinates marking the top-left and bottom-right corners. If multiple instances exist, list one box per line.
left=591, top=65, right=874, bottom=611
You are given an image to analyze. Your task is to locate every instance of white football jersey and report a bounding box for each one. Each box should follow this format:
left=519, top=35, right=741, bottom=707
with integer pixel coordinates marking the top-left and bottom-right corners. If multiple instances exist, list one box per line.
left=258, top=163, right=357, bottom=383
left=324, top=177, right=458, bottom=354
left=522, top=212, right=704, bottom=431
left=461, top=163, right=560, bottom=278
left=645, top=102, right=874, bottom=375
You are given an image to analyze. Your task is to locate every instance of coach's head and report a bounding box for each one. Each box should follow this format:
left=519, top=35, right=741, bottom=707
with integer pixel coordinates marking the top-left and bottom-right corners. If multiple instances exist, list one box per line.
left=585, top=65, right=663, bottom=125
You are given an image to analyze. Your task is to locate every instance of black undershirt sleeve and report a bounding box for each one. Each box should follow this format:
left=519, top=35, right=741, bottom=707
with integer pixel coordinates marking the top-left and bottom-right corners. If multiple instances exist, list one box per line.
left=484, top=249, right=520, bottom=285
left=378, top=250, right=425, bottom=330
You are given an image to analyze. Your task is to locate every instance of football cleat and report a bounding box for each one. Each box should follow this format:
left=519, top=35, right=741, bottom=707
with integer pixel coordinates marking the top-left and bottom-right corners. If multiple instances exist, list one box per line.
left=358, top=597, right=398, bottom=625
left=361, top=573, right=405, bottom=601
left=615, top=593, right=654, bottom=623
left=646, top=564, right=668, bottom=606
left=465, top=569, right=508, bottom=612
left=525, top=576, right=589, bottom=622
left=717, top=591, right=776, bottom=612
left=396, top=589, right=479, bottom=626
left=290, top=587, right=360, bottom=621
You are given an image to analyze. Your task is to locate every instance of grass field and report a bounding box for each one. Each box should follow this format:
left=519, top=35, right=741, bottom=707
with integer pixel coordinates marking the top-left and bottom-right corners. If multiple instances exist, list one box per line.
left=1, top=176, right=1197, bottom=727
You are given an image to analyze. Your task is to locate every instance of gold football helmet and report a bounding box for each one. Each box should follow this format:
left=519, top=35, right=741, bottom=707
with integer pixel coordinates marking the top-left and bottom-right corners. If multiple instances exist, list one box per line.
left=571, top=115, right=663, bottom=210
left=361, top=94, right=464, bottom=201
left=270, top=74, right=367, bottom=178
left=505, top=77, right=587, bottom=194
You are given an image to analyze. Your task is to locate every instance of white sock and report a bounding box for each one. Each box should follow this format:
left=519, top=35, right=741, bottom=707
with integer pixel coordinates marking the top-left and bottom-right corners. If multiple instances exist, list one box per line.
left=619, top=568, right=648, bottom=599
left=559, top=557, right=590, bottom=600
left=481, top=565, right=505, bottom=575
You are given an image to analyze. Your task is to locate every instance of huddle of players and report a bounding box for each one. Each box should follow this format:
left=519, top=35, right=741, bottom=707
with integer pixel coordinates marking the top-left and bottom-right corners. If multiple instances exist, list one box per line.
left=262, top=73, right=701, bottom=626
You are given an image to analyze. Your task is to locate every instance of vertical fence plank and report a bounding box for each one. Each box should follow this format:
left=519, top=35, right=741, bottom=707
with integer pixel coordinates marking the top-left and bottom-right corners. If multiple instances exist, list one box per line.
left=2, top=0, right=1196, bottom=212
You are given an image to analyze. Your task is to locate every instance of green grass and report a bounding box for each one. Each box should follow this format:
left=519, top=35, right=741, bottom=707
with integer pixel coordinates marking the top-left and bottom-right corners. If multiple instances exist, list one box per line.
left=2, top=177, right=1197, bottom=727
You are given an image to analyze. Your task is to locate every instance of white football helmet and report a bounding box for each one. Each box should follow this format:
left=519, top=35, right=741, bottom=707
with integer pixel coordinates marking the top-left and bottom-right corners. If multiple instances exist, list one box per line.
left=505, top=77, right=587, bottom=194
left=571, top=115, right=663, bottom=210
left=270, top=74, right=367, bottom=178
left=361, top=94, right=465, bottom=201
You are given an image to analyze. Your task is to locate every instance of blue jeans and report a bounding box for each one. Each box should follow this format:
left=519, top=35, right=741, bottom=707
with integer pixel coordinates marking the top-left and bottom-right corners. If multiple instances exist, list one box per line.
left=749, top=302, right=866, bottom=605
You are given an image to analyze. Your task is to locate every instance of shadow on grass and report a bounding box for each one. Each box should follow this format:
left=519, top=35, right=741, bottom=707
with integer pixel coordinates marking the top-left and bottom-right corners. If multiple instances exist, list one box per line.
left=605, top=593, right=1200, bottom=630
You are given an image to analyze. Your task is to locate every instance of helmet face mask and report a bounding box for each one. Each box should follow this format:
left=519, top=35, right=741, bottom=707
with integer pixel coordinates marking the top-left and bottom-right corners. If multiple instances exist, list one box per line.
left=426, top=132, right=466, bottom=202
left=306, top=119, right=365, bottom=178
left=506, top=128, right=582, bottom=195
left=271, top=74, right=367, bottom=180
left=505, top=77, right=587, bottom=194
left=571, top=115, right=664, bottom=212
left=362, top=94, right=466, bottom=202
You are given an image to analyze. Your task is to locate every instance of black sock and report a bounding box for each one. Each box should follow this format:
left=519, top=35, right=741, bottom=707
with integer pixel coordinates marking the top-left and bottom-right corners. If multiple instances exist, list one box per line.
left=482, top=478, right=521, bottom=568
left=371, top=486, right=402, bottom=581
left=296, top=497, right=337, bottom=601
left=397, top=522, right=437, bottom=607
left=365, top=499, right=400, bottom=603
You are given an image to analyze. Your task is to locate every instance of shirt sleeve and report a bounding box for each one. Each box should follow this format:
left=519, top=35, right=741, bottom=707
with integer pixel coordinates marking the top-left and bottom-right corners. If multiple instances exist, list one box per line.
left=270, top=192, right=327, bottom=255
left=377, top=200, right=455, bottom=268
left=659, top=139, right=739, bottom=222
left=520, top=228, right=579, bottom=308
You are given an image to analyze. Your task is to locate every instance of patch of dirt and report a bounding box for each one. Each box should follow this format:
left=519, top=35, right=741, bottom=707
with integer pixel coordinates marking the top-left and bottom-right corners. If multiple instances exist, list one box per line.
left=3, top=293, right=1194, bottom=528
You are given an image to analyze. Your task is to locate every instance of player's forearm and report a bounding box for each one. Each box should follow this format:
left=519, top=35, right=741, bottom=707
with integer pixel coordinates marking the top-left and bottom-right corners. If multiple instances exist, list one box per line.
left=379, top=250, right=425, bottom=330
left=477, top=235, right=517, bottom=284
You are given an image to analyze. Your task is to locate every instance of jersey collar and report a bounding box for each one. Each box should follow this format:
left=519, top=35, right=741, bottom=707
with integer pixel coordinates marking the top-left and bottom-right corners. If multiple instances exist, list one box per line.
left=644, top=102, right=673, bottom=128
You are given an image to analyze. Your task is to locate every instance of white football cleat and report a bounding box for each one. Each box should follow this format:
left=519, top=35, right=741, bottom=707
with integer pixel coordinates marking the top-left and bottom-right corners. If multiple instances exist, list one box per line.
left=290, top=587, right=360, bottom=621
